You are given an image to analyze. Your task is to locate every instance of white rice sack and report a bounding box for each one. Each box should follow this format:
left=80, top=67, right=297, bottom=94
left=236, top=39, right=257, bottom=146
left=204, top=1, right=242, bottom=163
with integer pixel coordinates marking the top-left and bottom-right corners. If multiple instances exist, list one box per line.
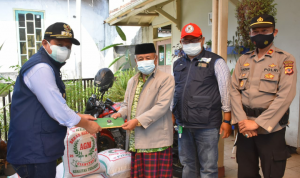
left=62, top=127, right=101, bottom=178
left=98, top=149, right=131, bottom=178
left=7, top=173, right=20, bottom=178
left=55, top=162, right=64, bottom=178
left=82, top=173, right=109, bottom=178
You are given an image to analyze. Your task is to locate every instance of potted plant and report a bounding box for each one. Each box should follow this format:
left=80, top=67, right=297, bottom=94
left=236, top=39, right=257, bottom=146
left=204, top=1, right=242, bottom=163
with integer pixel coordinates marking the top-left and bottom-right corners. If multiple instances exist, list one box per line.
left=235, top=0, right=277, bottom=51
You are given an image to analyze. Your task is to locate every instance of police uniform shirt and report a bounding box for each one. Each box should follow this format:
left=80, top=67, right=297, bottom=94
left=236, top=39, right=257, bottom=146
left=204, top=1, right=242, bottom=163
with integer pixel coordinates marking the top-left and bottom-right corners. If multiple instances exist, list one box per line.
left=230, top=44, right=297, bottom=134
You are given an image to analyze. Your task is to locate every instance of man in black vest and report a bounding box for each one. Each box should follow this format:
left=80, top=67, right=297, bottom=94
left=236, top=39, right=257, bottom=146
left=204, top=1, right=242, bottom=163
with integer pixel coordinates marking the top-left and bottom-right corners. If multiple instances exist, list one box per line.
left=172, top=23, right=231, bottom=178
left=7, top=22, right=102, bottom=178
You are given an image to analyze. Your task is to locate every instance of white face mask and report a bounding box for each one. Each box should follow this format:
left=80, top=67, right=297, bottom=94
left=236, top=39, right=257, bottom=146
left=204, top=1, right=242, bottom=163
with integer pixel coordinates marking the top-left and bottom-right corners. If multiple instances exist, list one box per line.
left=45, top=41, right=71, bottom=63
left=182, top=42, right=202, bottom=56
left=137, top=59, right=155, bottom=75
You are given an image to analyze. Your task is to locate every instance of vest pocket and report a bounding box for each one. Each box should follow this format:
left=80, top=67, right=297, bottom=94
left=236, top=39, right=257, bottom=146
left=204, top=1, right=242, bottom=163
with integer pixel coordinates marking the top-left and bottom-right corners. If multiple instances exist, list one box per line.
left=187, top=96, right=212, bottom=124
left=173, top=64, right=186, bottom=83
left=41, top=131, right=66, bottom=157
left=259, top=72, right=279, bottom=93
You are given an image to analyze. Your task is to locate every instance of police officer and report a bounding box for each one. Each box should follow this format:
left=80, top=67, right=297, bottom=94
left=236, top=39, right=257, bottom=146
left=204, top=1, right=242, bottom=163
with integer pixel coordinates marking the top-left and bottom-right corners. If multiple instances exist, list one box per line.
left=7, top=23, right=102, bottom=178
left=231, top=14, right=297, bottom=178
left=172, top=23, right=232, bottom=178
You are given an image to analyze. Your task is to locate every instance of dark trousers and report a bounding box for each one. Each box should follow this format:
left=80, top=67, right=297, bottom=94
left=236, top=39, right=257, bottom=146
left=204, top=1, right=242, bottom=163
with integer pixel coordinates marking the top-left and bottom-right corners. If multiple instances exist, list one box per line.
left=11, top=160, right=56, bottom=178
left=236, top=128, right=290, bottom=178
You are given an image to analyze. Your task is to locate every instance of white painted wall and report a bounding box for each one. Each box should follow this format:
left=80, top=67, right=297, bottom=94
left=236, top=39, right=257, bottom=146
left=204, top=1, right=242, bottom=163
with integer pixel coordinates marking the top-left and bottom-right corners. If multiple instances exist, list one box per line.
left=274, top=0, right=300, bottom=147
left=140, top=0, right=300, bottom=147
left=0, top=0, right=110, bottom=79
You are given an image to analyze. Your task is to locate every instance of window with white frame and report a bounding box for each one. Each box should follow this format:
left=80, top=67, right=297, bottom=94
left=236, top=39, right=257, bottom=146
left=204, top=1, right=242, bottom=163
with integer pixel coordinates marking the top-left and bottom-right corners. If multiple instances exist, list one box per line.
left=15, top=10, right=44, bottom=66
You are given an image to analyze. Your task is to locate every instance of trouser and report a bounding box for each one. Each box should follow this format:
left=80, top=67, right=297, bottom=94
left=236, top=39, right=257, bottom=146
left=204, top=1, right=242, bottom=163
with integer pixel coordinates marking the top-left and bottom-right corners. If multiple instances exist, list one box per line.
left=236, top=127, right=290, bottom=178
left=11, top=160, right=56, bottom=178
left=178, top=128, right=219, bottom=178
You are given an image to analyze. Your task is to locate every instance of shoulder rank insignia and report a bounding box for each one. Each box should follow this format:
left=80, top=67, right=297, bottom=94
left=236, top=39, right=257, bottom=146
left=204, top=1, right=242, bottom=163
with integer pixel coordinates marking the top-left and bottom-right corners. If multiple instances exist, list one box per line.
left=242, top=73, right=246, bottom=77
left=269, top=63, right=276, bottom=68
left=284, top=61, right=294, bottom=75
left=267, top=49, right=274, bottom=55
left=244, top=63, right=250, bottom=67
left=264, top=73, right=274, bottom=79
left=240, top=80, right=244, bottom=87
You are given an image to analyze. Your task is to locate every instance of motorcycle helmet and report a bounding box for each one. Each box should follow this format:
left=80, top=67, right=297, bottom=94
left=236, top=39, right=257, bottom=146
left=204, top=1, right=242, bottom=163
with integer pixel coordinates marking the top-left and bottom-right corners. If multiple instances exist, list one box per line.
left=94, top=68, right=114, bottom=92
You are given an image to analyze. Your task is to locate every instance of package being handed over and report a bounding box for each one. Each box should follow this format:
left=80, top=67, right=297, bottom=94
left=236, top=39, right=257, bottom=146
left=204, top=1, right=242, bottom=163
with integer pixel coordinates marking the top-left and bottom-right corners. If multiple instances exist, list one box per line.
left=62, top=127, right=101, bottom=178
left=98, top=149, right=131, bottom=178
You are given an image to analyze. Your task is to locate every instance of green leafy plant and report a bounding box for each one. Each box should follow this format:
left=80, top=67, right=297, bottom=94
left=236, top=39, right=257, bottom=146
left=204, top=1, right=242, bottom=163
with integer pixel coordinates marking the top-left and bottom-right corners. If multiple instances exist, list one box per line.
left=101, top=26, right=132, bottom=70
left=235, top=0, right=277, bottom=49
left=205, top=40, right=212, bottom=47
left=65, top=79, right=95, bottom=112
left=104, top=68, right=137, bottom=102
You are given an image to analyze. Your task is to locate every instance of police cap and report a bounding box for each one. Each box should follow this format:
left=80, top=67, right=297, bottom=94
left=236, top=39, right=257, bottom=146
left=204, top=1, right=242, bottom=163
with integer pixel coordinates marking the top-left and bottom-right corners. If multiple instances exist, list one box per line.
left=44, top=22, right=80, bottom=45
left=250, top=14, right=275, bottom=29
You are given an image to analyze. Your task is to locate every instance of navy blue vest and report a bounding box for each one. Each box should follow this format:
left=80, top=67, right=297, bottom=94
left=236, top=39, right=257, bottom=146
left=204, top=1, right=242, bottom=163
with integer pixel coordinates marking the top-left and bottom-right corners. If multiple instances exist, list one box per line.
left=7, top=47, right=67, bottom=164
left=172, top=49, right=223, bottom=128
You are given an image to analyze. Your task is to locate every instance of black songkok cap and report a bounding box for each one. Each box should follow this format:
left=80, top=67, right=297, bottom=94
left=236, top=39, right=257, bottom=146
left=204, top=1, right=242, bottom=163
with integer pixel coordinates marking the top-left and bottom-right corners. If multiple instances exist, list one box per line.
left=135, top=43, right=156, bottom=55
left=250, top=14, right=275, bottom=29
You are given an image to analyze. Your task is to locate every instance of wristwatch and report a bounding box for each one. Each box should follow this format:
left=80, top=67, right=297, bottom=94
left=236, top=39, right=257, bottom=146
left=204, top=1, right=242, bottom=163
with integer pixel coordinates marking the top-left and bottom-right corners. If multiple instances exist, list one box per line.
left=137, top=122, right=142, bottom=127
left=223, top=120, right=231, bottom=125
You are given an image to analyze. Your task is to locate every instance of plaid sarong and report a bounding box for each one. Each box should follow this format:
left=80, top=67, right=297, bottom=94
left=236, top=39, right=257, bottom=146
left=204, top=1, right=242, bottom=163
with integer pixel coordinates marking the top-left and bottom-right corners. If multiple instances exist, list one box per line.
left=130, top=147, right=173, bottom=178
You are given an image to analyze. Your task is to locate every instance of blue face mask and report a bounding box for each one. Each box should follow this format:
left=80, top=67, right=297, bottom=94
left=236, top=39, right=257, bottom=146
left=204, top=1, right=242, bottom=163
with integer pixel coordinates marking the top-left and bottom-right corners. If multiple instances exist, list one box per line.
left=137, top=59, right=155, bottom=75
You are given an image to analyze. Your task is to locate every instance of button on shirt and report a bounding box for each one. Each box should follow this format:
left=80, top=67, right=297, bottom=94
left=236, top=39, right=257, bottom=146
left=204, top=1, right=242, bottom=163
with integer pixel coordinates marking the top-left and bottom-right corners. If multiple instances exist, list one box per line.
left=23, top=63, right=81, bottom=128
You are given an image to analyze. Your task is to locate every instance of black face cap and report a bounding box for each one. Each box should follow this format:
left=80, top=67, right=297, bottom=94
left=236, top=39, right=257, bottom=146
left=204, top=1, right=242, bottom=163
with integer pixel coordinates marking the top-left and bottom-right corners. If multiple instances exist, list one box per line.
left=135, top=43, right=156, bottom=55
left=250, top=14, right=275, bottom=29
left=44, top=22, right=80, bottom=45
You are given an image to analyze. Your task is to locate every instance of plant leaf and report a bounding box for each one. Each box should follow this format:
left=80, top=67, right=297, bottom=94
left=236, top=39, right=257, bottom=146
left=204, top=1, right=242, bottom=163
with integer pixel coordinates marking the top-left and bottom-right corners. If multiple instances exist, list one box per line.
left=101, top=43, right=123, bottom=51
left=0, top=42, right=4, bottom=51
left=116, top=26, right=126, bottom=41
left=118, top=62, right=128, bottom=70
left=108, top=55, right=125, bottom=68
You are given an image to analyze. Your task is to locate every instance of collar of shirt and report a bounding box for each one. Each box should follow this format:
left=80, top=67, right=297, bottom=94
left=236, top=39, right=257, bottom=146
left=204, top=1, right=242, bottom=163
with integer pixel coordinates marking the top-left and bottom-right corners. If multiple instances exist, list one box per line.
left=251, top=43, right=275, bottom=62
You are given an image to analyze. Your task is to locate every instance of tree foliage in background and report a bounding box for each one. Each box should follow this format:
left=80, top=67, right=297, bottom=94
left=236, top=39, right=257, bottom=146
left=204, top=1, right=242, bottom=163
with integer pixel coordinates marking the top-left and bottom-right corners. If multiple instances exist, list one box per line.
left=104, top=68, right=137, bottom=102
left=235, top=0, right=277, bottom=49
left=65, top=80, right=95, bottom=112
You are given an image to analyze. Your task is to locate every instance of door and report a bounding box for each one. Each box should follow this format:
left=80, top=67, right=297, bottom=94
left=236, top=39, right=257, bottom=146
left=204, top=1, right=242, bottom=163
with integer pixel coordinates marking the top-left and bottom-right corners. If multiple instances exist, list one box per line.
left=157, top=39, right=172, bottom=74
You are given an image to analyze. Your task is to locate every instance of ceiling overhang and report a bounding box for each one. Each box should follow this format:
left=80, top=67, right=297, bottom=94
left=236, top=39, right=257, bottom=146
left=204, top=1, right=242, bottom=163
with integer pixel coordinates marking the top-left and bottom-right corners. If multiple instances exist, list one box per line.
left=105, top=0, right=181, bottom=30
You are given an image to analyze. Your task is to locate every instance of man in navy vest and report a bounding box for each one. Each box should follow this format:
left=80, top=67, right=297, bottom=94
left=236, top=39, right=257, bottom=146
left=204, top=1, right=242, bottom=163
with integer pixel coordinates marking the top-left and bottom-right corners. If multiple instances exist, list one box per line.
left=172, top=23, right=232, bottom=178
left=7, top=22, right=102, bottom=178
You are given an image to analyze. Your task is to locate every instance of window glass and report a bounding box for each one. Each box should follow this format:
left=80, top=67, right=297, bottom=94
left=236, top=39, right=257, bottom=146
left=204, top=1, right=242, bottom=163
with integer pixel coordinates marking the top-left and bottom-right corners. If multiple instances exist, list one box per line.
left=18, top=14, right=25, bottom=27
left=26, top=13, right=33, bottom=20
left=35, top=15, right=41, bottom=28
left=158, top=45, right=165, bottom=66
left=20, top=42, right=27, bottom=54
left=19, top=28, right=26, bottom=41
left=36, top=42, right=42, bottom=51
left=166, top=44, right=172, bottom=65
left=28, top=49, right=35, bottom=59
left=21, top=55, right=28, bottom=66
left=27, top=35, right=35, bottom=47
left=36, top=29, right=42, bottom=41
left=26, top=22, right=34, bottom=34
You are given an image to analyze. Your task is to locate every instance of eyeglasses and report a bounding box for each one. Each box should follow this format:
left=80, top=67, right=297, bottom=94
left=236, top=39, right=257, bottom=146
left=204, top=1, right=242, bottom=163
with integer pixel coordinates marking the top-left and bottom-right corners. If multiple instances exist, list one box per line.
left=181, top=37, right=202, bottom=44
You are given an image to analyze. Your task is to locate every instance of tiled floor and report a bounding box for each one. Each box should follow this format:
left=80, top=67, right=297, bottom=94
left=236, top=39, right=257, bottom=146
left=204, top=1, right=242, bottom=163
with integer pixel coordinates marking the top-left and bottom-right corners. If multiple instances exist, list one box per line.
left=223, top=135, right=300, bottom=178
